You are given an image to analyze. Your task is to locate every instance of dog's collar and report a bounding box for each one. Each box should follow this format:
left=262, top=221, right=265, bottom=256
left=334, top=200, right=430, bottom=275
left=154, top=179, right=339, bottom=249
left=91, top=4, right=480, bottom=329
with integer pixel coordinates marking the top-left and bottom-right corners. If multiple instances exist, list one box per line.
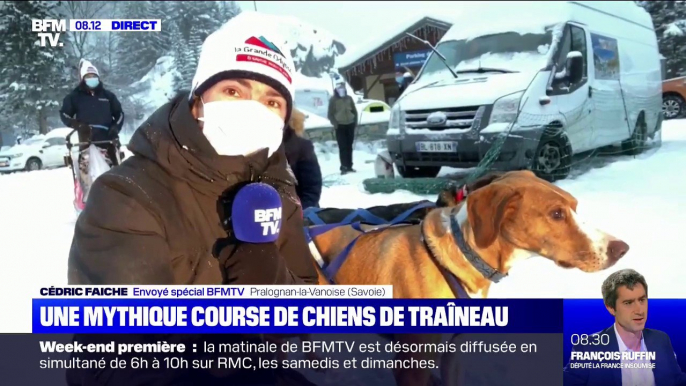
left=455, top=185, right=468, bottom=203
left=420, top=227, right=471, bottom=299
left=450, top=212, right=507, bottom=283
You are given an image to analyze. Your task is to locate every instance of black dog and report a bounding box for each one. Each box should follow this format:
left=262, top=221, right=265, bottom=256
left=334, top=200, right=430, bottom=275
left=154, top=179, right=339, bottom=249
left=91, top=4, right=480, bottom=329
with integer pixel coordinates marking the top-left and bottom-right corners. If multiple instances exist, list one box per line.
left=303, top=172, right=506, bottom=227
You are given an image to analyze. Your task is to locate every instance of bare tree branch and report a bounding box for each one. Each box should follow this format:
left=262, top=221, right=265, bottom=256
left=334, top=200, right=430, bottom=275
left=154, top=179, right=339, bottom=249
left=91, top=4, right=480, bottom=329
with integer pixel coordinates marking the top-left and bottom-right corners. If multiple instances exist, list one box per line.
left=62, top=1, right=108, bottom=61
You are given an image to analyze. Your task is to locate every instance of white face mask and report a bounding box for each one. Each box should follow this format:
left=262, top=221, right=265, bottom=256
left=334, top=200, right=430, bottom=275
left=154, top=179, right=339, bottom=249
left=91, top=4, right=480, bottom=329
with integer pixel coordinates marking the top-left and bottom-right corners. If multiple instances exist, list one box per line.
left=199, top=99, right=285, bottom=158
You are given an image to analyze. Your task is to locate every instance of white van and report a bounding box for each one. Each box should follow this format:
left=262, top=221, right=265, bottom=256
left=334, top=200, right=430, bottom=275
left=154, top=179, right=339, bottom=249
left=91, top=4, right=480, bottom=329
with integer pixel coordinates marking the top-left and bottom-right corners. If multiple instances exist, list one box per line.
left=387, top=1, right=662, bottom=181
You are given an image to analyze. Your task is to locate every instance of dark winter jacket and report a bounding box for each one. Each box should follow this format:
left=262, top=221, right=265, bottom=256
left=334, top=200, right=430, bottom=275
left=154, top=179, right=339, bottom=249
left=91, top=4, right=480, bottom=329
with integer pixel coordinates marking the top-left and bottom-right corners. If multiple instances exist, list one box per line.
left=327, top=92, right=358, bottom=126
left=284, top=109, right=322, bottom=209
left=66, top=93, right=320, bottom=386
left=68, top=92, right=319, bottom=286
left=59, top=81, right=124, bottom=144
left=398, top=76, right=413, bottom=95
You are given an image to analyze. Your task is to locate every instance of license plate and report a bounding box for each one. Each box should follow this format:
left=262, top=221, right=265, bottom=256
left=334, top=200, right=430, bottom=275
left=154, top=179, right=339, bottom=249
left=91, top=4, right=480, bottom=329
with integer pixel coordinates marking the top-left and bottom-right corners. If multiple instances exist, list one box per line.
left=415, top=141, right=459, bottom=153
left=0, top=160, right=8, bottom=167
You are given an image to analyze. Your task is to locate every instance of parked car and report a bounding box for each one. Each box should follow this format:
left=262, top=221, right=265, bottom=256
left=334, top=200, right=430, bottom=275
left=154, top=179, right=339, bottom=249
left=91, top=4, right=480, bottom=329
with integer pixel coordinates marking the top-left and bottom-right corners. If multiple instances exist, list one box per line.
left=0, top=128, right=75, bottom=173
left=387, top=1, right=662, bottom=181
left=662, top=76, right=686, bottom=119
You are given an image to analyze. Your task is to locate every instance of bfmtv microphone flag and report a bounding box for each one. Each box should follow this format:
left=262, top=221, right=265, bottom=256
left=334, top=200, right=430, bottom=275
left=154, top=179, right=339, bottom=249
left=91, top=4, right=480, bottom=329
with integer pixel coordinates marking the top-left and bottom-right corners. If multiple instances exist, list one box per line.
left=231, top=183, right=282, bottom=243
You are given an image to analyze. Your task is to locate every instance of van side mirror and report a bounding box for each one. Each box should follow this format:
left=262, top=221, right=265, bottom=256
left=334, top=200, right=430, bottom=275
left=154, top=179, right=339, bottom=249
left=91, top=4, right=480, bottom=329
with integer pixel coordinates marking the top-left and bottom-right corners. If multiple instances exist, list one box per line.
left=566, top=51, right=584, bottom=84
left=42, top=143, right=51, bottom=148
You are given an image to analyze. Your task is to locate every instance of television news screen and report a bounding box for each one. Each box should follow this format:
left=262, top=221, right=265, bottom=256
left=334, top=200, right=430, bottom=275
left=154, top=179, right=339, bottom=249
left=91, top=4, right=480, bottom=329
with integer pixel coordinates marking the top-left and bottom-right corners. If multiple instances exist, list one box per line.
left=1, top=1, right=685, bottom=386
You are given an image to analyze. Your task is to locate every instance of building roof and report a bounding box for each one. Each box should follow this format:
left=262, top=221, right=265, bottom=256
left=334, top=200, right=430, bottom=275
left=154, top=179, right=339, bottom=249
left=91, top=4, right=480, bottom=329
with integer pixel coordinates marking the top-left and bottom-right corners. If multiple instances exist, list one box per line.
left=336, top=15, right=453, bottom=72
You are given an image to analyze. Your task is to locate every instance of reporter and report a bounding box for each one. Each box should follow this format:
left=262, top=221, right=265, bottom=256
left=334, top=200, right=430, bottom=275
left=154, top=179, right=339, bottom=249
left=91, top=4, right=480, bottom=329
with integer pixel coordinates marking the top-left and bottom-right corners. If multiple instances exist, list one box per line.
left=67, top=16, right=319, bottom=286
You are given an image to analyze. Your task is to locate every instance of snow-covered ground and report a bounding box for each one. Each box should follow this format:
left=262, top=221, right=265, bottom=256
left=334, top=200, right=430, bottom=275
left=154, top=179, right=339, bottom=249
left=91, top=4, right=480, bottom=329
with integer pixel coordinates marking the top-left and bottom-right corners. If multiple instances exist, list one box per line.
left=2, top=120, right=686, bottom=333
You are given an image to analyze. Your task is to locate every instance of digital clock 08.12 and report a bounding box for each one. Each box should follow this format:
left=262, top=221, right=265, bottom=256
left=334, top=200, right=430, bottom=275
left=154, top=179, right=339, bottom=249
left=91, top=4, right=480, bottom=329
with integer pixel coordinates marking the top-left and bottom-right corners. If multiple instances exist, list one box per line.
left=72, top=20, right=102, bottom=31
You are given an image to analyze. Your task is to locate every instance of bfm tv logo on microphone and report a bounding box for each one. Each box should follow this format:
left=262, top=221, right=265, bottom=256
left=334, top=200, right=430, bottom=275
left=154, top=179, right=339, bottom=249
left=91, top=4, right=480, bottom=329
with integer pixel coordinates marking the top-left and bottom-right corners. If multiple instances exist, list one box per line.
left=255, top=208, right=282, bottom=236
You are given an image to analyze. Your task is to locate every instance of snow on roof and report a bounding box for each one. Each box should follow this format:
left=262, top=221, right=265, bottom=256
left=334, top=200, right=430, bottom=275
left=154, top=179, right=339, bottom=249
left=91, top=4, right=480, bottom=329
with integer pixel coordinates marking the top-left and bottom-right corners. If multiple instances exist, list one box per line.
left=572, top=1, right=654, bottom=30
left=440, top=2, right=571, bottom=42
left=336, top=13, right=455, bottom=69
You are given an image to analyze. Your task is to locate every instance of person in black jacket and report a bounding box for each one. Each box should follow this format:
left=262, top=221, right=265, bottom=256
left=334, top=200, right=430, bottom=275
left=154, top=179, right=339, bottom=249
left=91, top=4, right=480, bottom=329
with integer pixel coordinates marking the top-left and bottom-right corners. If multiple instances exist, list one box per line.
left=66, top=15, right=319, bottom=386
left=59, top=60, right=125, bottom=166
left=327, top=81, right=358, bottom=174
left=284, top=108, right=322, bottom=209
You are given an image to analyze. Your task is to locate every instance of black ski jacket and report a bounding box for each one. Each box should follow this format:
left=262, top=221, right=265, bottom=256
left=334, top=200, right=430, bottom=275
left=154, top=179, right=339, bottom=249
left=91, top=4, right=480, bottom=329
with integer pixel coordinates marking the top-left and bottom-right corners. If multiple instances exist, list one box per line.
left=59, top=82, right=124, bottom=143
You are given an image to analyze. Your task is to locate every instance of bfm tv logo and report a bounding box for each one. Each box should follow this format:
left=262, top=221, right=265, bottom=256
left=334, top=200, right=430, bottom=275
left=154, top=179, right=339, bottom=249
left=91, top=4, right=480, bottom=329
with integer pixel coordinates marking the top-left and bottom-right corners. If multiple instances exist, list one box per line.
left=32, top=19, right=65, bottom=47
left=255, top=207, right=282, bottom=236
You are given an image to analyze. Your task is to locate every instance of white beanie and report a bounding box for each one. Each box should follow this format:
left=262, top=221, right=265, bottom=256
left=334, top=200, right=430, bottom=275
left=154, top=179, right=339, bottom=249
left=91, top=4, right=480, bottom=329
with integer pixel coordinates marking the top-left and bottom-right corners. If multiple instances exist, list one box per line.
left=190, top=13, right=296, bottom=123
left=80, top=60, right=99, bottom=79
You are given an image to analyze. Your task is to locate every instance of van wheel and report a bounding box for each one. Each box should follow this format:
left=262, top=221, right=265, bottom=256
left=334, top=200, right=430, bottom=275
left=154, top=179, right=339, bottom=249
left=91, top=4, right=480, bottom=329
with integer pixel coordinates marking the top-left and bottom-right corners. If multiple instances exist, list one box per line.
left=531, top=128, right=571, bottom=182
left=397, top=165, right=441, bottom=178
left=25, top=157, right=42, bottom=171
left=622, top=116, right=647, bottom=156
left=662, top=94, right=683, bottom=120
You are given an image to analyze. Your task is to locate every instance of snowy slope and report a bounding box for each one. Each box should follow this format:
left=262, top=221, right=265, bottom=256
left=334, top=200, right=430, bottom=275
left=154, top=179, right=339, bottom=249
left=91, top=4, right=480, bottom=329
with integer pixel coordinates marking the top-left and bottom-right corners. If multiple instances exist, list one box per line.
left=664, top=20, right=686, bottom=37
left=121, top=56, right=179, bottom=143
left=2, top=120, right=686, bottom=333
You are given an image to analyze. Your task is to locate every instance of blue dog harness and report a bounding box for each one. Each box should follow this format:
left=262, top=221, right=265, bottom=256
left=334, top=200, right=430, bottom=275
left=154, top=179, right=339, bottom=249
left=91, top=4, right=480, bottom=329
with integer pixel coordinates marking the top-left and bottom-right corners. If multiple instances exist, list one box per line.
left=304, top=201, right=481, bottom=299
left=304, top=201, right=435, bottom=278
left=304, top=200, right=436, bottom=227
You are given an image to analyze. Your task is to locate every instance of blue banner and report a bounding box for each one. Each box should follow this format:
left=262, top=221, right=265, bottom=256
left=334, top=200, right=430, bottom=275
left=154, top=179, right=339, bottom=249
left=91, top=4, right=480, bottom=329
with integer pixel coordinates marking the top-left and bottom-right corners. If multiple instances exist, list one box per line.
left=33, top=298, right=562, bottom=334
left=394, top=49, right=431, bottom=69
left=563, top=299, right=686, bottom=371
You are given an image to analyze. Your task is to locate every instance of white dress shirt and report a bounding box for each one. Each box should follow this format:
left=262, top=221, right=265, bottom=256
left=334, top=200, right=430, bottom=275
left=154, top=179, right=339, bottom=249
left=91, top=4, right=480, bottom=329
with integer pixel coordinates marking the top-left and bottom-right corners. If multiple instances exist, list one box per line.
left=614, top=324, right=656, bottom=386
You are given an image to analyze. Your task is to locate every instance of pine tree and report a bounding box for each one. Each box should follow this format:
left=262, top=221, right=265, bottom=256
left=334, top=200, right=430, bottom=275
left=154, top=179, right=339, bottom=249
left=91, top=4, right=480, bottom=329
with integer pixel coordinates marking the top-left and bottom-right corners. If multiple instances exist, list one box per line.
left=114, top=0, right=166, bottom=83
left=184, top=25, right=204, bottom=86
left=218, top=1, right=241, bottom=23
left=150, top=1, right=174, bottom=55
left=170, top=22, right=188, bottom=93
left=0, top=1, right=72, bottom=134
left=170, top=1, right=236, bottom=43
left=640, top=0, right=686, bottom=78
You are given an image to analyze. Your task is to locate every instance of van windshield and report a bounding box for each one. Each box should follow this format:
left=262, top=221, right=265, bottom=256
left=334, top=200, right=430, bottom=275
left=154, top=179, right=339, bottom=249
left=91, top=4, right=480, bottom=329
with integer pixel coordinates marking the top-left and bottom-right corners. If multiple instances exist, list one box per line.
left=417, top=29, right=555, bottom=82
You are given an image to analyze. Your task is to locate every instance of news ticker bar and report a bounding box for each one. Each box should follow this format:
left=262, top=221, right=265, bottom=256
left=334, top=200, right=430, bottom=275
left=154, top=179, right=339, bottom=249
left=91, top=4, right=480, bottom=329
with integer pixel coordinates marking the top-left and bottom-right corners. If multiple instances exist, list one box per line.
left=37, top=285, right=393, bottom=299
left=32, top=298, right=562, bottom=334
left=32, top=19, right=161, bottom=32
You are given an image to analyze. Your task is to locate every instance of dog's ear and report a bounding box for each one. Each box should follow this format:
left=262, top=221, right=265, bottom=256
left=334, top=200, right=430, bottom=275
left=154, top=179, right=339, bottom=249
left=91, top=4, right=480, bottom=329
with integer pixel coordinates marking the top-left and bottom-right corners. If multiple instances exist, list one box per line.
left=436, top=172, right=508, bottom=207
left=467, top=183, right=521, bottom=249
left=466, top=171, right=507, bottom=194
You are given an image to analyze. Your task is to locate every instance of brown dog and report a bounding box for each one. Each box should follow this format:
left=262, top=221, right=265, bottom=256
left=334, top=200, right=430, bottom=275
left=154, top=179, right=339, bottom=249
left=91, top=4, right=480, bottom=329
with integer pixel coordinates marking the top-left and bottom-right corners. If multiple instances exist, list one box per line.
left=307, top=170, right=630, bottom=385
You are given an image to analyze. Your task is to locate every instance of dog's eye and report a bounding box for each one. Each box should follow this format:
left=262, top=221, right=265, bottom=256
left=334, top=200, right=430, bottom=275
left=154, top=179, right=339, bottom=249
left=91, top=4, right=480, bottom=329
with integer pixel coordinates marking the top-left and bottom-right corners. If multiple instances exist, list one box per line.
left=550, top=209, right=565, bottom=220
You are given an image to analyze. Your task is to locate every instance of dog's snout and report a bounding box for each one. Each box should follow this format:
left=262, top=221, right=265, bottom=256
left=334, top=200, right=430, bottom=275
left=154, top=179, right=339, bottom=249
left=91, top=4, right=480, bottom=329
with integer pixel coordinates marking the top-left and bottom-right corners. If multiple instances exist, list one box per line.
left=607, top=240, right=629, bottom=261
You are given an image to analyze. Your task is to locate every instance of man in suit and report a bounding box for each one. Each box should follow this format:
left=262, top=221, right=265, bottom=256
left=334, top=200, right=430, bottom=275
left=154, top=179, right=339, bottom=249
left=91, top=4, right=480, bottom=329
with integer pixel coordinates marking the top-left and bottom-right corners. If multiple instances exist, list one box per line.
left=564, top=269, right=686, bottom=386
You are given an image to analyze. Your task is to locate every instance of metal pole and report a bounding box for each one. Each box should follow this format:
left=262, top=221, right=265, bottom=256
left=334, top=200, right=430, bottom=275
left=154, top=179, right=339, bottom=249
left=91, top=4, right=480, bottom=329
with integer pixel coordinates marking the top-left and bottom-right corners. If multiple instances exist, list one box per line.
left=253, top=1, right=257, bottom=11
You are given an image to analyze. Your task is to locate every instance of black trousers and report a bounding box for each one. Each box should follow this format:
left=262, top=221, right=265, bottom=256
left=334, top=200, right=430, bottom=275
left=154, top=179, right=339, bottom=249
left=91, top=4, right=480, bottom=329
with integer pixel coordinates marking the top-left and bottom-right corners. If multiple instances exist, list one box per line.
left=335, top=123, right=356, bottom=170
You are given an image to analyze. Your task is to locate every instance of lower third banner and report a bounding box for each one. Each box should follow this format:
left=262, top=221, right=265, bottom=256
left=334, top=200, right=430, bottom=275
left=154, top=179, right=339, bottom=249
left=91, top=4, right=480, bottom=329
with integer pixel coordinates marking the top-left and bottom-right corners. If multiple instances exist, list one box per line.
left=32, top=298, right=562, bottom=334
